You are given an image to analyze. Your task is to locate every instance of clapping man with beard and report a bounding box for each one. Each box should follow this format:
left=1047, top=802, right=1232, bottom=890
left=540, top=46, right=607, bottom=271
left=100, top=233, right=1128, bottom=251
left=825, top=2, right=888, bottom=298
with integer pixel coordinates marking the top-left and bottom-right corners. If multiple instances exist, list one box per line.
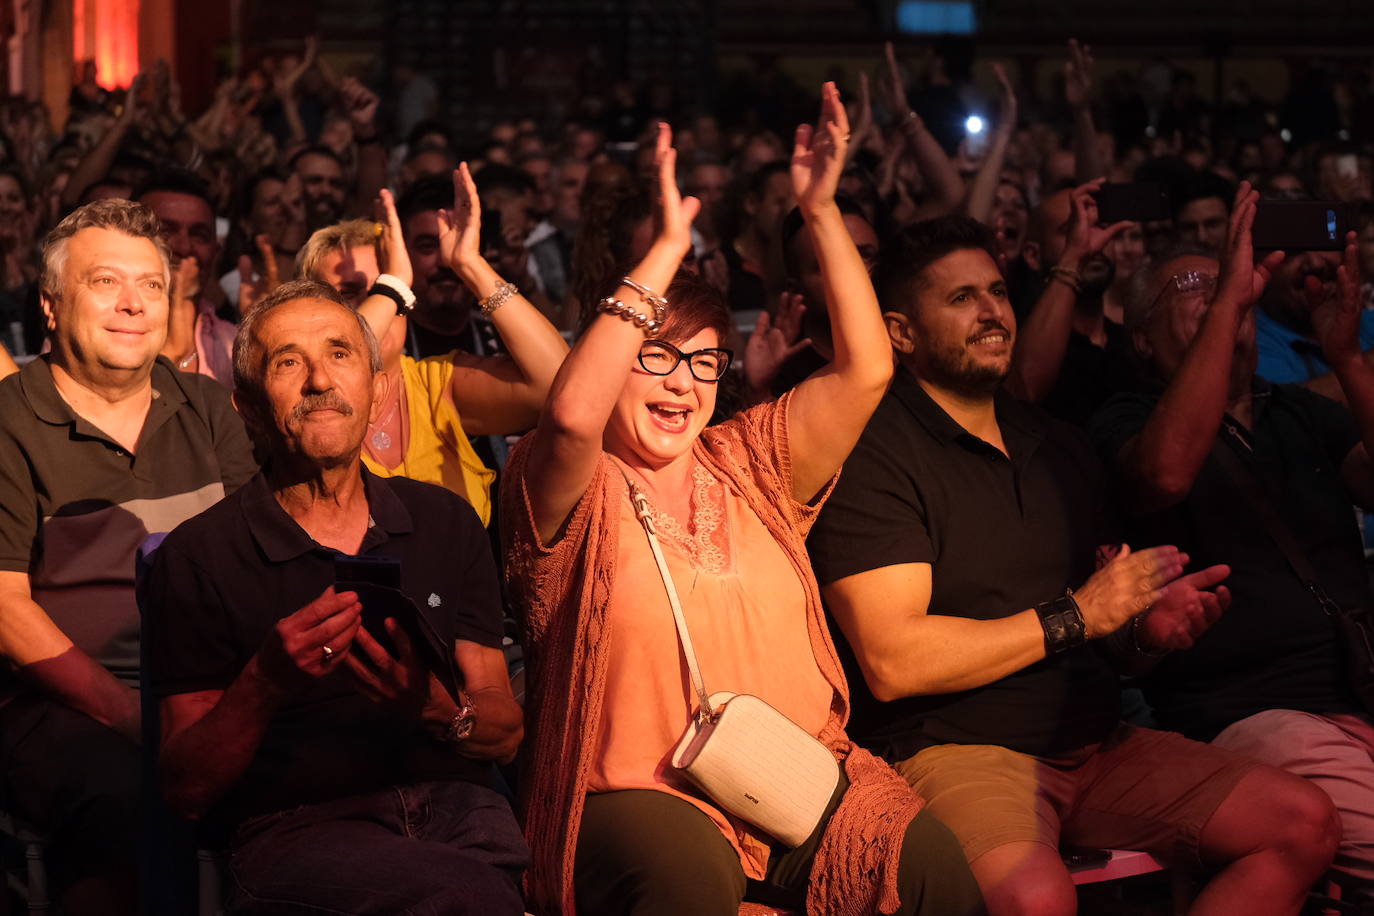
left=1007, top=179, right=1139, bottom=426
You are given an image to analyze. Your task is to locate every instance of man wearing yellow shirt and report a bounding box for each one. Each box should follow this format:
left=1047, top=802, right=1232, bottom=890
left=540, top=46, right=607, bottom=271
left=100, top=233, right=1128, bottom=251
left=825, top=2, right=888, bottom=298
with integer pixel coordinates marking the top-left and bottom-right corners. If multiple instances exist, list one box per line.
left=298, top=169, right=569, bottom=524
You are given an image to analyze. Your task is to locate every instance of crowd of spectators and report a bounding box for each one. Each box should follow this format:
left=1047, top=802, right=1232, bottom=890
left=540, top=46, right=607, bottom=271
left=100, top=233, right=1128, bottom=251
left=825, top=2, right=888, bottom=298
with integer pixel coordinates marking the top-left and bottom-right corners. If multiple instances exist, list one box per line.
left=0, top=29, right=1371, bottom=916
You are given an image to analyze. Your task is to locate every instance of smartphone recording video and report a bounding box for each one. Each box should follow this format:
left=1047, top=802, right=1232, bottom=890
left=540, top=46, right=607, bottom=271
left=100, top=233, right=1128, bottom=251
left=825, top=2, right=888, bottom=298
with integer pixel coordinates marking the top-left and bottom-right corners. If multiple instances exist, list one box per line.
left=1092, top=182, right=1170, bottom=224
left=1252, top=200, right=1346, bottom=251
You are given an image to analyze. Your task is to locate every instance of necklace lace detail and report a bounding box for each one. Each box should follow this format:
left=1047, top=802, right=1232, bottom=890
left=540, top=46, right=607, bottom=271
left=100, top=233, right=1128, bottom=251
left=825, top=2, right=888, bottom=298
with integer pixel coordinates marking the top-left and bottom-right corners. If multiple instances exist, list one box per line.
left=646, top=464, right=730, bottom=575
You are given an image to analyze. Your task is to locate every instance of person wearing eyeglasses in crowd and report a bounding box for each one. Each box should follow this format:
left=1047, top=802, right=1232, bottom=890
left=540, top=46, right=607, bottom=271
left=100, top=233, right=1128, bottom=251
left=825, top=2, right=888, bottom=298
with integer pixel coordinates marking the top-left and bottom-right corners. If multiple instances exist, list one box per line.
left=502, top=88, right=983, bottom=916
left=1092, top=185, right=1374, bottom=904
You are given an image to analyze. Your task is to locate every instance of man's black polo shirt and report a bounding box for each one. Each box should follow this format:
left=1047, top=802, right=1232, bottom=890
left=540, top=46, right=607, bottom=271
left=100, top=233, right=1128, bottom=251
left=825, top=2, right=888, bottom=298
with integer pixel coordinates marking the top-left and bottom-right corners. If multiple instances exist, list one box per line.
left=1041, top=320, right=1139, bottom=428
left=143, top=468, right=505, bottom=836
left=1091, top=379, right=1367, bottom=740
left=0, top=355, right=256, bottom=692
left=808, top=367, right=1120, bottom=762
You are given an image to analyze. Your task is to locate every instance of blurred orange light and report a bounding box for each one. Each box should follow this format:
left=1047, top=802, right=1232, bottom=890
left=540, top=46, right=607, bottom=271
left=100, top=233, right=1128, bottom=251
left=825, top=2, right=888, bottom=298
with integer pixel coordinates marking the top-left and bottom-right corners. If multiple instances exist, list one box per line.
left=72, top=0, right=140, bottom=90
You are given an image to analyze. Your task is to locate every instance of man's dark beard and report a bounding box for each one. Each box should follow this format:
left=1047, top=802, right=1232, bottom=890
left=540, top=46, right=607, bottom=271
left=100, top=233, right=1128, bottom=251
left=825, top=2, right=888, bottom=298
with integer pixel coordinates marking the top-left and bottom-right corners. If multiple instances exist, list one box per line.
left=919, top=322, right=1011, bottom=399
left=413, top=269, right=476, bottom=335
left=1079, top=252, right=1116, bottom=297
left=304, top=195, right=344, bottom=233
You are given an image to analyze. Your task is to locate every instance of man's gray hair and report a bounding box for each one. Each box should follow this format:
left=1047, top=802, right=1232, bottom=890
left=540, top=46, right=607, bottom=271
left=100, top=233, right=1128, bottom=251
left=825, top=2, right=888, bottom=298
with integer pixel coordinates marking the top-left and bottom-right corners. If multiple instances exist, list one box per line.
left=40, top=198, right=170, bottom=300
left=232, top=279, right=383, bottom=400
left=1123, top=241, right=1218, bottom=333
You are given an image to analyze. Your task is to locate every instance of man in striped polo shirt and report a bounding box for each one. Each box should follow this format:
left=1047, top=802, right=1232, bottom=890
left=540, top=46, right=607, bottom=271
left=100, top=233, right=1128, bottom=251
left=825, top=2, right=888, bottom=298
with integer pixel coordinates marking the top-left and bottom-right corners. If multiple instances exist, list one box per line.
left=0, top=199, right=256, bottom=915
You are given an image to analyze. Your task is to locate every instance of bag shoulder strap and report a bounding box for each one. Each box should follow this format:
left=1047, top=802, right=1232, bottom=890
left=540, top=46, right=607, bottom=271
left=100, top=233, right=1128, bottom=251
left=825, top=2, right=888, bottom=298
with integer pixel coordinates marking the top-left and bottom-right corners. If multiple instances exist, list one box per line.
left=623, top=474, right=716, bottom=723
left=1210, top=427, right=1339, bottom=615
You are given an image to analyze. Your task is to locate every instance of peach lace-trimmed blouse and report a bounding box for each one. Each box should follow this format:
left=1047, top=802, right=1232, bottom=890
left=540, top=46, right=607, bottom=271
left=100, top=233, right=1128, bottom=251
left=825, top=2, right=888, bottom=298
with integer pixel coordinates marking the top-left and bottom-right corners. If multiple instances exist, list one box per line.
left=587, top=459, right=836, bottom=878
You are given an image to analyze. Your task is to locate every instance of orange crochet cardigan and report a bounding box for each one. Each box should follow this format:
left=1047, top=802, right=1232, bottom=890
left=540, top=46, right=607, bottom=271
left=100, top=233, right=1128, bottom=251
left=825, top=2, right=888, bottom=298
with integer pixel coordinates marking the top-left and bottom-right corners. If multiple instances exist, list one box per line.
left=501, top=393, right=924, bottom=916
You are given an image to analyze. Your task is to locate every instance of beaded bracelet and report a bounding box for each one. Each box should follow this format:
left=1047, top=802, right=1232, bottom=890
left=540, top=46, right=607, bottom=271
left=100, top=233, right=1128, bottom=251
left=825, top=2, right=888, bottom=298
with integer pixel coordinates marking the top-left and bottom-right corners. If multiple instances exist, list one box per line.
left=479, top=281, right=519, bottom=316
left=599, top=296, right=664, bottom=335
left=1048, top=265, right=1083, bottom=294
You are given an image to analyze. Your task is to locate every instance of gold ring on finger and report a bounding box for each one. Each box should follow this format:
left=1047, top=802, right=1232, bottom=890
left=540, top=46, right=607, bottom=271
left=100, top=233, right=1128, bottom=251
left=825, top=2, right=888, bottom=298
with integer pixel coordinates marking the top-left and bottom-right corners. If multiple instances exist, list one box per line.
left=321, top=645, right=334, bottom=662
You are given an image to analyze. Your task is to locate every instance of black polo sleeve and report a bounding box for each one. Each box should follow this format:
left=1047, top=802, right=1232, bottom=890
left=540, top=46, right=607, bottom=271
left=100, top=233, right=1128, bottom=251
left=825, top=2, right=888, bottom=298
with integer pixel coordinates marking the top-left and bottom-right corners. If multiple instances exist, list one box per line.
left=142, top=537, right=242, bottom=696
left=808, top=413, right=932, bottom=585
left=1283, top=383, right=1361, bottom=468
left=1087, top=390, right=1157, bottom=473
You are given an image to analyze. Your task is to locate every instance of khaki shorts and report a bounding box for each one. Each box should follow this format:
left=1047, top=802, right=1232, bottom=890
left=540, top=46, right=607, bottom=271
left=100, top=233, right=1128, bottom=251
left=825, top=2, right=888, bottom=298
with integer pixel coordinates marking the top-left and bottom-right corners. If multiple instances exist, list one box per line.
left=894, top=724, right=1260, bottom=866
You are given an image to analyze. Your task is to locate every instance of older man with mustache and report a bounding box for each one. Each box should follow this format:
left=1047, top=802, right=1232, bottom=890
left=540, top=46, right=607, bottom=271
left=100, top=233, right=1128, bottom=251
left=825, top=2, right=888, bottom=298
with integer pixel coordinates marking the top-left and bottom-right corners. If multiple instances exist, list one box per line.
left=143, top=279, right=528, bottom=915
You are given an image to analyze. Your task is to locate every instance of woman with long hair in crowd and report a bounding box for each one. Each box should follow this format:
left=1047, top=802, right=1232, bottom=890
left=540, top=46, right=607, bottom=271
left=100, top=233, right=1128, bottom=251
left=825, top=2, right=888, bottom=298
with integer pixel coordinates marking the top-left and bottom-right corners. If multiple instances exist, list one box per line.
left=502, top=84, right=984, bottom=916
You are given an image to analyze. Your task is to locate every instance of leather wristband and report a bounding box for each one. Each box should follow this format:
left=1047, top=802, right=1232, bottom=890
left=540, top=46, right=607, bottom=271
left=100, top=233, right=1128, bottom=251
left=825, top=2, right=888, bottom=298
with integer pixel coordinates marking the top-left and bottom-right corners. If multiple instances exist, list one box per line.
left=1035, top=591, right=1087, bottom=655
left=369, top=273, right=416, bottom=315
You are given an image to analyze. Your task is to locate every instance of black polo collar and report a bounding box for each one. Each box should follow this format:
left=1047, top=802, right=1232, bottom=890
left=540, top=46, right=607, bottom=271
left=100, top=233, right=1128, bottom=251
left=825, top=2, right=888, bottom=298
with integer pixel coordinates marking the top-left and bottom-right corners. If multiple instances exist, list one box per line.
left=241, top=464, right=414, bottom=563
left=889, top=366, right=1045, bottom=461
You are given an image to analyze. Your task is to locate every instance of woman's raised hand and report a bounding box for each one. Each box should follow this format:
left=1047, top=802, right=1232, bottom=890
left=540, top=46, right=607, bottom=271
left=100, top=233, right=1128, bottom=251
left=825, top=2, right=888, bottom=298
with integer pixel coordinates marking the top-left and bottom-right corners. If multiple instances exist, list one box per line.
left=375, top=188, right=412, bottom=287
left=651, top=122, right=700, bottom=255
left=791, top=82, right=850, bottom=217
left=438, top=162, right=484, bottom=272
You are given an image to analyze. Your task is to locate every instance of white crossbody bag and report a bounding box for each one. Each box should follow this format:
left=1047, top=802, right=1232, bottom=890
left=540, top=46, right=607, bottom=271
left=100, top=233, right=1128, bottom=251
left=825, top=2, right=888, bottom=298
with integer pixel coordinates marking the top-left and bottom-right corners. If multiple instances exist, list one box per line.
left=625, top=478, right=841, bottom=848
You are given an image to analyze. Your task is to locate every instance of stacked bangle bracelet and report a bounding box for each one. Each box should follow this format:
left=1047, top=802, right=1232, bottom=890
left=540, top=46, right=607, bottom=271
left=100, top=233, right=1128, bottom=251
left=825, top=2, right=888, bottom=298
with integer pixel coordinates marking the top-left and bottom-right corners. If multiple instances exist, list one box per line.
left=600, top=275, right=669, bottom=334
left=1047, top=265, right=1083, bottom=294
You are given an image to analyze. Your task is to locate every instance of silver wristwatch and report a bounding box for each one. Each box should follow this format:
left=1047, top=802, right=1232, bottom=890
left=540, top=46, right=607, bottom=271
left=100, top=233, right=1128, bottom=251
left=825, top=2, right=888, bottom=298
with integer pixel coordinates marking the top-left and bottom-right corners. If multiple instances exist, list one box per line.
left=443, top=689, right=477, bottom=743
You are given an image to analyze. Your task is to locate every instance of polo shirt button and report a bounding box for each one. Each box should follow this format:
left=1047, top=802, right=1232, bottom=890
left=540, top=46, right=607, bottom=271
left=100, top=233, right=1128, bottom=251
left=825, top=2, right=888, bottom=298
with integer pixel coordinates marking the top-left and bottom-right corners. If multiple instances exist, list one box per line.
left=115, top=449, right=126, bottom=456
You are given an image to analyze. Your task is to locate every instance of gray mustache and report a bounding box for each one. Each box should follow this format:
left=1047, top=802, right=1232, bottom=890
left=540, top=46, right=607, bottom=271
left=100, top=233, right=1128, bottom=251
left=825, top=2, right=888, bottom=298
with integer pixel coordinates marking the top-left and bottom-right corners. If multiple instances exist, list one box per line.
left=290, top=392, right=354, bottom=422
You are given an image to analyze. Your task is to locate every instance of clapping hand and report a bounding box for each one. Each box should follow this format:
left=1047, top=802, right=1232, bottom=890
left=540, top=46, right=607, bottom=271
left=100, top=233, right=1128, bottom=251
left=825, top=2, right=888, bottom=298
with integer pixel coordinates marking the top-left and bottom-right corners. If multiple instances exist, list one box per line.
left=845, top=72, right=877, bottom=163
left=339, top=77, right=379, bottom=133
left=1305, top=230, right=1363, bottom=367
left=1213, top=181, right=1285, bottom=310
left=745, top=291, right=812, bottom=398
left=650, top=123, right=701, bottom=255
left=238, top=233, right=281, bottom=314
left=1065, top=39, right=1094, bottom=110
left=792, top=82, right=850, bottom=217
left=992, top=63, right=1018, bottom=136
left=1134, top=564, right=1231, bottom=652
left=438, top=162, right=485, bottom=272
left=375, top=187, right=412, bottom=287
left=881, top=41, right=911, bottom=120
left=1074, top=544, right=1188, bottom=639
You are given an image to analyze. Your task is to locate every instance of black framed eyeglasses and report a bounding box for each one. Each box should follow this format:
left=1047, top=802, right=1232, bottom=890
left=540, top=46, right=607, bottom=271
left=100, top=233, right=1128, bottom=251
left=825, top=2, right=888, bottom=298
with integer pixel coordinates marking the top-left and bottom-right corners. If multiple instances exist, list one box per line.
left=637, top=339, right=733, bottom=382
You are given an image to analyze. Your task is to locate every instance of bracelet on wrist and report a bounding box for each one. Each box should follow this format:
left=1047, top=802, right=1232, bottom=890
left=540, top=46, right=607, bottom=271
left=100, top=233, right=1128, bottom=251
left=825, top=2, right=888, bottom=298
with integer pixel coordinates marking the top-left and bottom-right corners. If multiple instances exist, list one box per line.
left=620, top=275, right=669, bottom=313
left=1130, top=614, right=1170, bottom=658
left=441, top=689, right=477, bottom=744
left=478, top=281, right=519, bottom=316
left=599, top=296, right=664, bottom=335
left=369, top=273, right=416, bottom=315
left=1035, top=590, right=1088, bottom=656
left=1047, top=265, right=1083, bottom=294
